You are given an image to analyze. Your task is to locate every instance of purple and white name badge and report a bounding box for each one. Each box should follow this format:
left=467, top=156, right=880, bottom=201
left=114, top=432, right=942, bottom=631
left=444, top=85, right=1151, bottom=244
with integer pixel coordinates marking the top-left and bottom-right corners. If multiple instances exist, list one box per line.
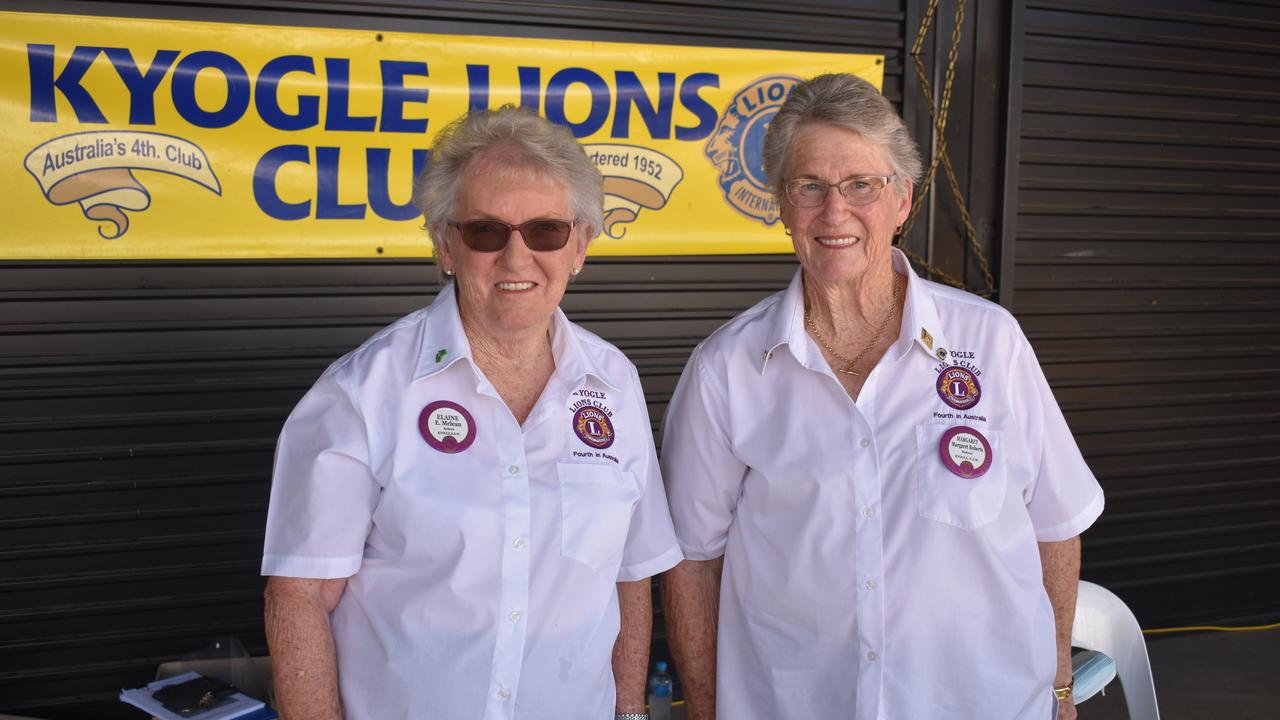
left=939, top=425, right=992, bottom=479
left=418, top=400, right=476, bottom=454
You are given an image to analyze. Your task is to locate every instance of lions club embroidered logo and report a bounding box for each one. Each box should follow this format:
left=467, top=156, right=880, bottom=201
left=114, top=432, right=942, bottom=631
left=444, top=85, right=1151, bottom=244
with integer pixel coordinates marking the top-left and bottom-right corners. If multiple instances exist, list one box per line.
left=573, top=405, right=615, bottom=450
left=936, top=365, right=982, bottom=410
left=570, top=388, right=616, bottom=450
left=704, top=75, right=801, bottom=226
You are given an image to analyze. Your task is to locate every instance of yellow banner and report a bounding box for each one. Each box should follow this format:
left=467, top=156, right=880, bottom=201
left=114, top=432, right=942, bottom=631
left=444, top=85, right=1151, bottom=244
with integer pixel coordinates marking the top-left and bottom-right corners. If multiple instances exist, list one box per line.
left=1, top=11, right=883, bottom=259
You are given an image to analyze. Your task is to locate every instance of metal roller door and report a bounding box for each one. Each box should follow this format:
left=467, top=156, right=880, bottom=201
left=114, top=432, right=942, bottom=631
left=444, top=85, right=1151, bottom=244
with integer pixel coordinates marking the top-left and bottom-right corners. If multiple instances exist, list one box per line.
left=1003, top=0, right=1280, bottom=628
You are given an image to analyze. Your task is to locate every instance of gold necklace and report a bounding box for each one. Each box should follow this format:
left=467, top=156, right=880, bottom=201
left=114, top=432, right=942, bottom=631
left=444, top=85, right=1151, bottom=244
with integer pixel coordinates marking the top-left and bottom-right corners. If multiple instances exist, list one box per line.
left=805, top=273, right=904, bottom=377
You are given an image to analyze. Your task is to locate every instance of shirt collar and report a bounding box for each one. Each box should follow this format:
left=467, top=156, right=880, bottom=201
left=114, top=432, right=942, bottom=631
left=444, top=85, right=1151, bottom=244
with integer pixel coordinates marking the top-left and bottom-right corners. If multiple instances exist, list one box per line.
left=414, top=283, right=472, bottom=381
left=413, top=283, right=620, bottom=392
left=890, top=247, right=950, bottom=364
left=760, top=269, right=810, bottom=374
left=759, top=248, right=949, bottom=374
left=547, top=305, right=622, bottom=393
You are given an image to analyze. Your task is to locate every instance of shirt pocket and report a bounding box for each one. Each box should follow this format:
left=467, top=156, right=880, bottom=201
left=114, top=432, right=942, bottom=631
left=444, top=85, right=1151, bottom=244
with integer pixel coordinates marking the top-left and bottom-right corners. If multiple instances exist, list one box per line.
left=557, top=462, right=641, bottom=573
left=914, top=424, right=1007, bottom=530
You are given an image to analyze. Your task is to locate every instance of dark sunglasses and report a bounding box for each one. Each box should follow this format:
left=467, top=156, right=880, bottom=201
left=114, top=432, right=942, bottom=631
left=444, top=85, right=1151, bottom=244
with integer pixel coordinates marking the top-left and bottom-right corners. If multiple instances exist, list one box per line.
left=448, top=218, right=575, bottom=252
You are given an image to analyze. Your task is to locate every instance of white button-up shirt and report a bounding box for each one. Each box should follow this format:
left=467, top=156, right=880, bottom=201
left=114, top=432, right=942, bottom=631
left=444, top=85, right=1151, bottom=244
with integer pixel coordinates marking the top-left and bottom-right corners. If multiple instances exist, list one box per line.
left=662, top=249, right=1104, bottom=720
left=263, top=285, right=682, bottom=720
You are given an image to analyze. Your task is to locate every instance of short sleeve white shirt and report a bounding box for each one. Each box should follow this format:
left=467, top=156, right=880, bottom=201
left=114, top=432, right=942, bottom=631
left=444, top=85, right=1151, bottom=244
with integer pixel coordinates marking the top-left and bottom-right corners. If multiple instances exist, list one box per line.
left=661, top=249, right=1104, bottom=720
left=263, top=285, right=682, bottom=720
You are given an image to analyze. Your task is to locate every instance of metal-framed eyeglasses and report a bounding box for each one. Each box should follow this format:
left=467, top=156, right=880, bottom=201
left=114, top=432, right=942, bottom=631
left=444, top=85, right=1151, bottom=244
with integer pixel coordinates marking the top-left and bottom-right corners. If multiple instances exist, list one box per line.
left=448, top=218, right=576, bottom=252
left=784, top=175, right=898, bottom=208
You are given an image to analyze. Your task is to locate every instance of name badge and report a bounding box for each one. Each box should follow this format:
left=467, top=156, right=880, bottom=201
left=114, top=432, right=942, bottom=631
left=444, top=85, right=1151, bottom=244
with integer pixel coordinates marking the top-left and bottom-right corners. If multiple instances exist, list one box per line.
left=939, top=425, right=992, bottom=479
left=419, top=400, right=476, bottom=454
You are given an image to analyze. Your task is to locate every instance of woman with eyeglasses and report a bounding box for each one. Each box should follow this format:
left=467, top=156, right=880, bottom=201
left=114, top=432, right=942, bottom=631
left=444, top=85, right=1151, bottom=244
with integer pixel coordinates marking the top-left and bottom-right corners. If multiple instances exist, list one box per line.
left=660, top=74, right=1102, bottom=720
left=262, top=106, right=681, bottom=720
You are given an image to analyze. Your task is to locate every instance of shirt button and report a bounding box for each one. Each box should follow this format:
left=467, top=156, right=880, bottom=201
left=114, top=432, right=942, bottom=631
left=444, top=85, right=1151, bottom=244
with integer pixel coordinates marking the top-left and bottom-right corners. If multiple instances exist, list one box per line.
left=867, top=651, right=878, bottom=662
left=513, top=537, right=526, bottom=550
left=862, top=507, right=875, bottom=518
left=508, top=465, right=519, bottom=475
left=865, top=579, right=877, bottom=591
left=508, top=610, right=521, bottom=623
left=859, top=438, right=871, bottom=448
left=497, top=688, right=511, bottom=700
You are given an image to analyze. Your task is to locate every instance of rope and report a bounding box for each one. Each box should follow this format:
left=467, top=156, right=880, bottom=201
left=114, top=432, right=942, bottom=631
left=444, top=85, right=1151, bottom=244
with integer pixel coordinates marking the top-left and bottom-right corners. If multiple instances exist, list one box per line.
left=899, top=0, right=996, bottom=297
left=1143, top=621, right=1280, bottom=636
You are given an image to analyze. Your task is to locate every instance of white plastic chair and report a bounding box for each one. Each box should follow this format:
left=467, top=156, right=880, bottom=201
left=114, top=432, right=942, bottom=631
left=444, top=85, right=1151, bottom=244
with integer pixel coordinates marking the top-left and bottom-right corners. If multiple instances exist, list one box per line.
left=1071, top=580, right=1161, bottom=720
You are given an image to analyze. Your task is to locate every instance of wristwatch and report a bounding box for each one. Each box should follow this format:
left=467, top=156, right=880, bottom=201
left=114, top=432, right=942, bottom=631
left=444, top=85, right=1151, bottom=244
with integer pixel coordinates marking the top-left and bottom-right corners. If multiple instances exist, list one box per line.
left=1053, top=678, right=1074, bottom=701
left=616, top=714, right=649, bottom=720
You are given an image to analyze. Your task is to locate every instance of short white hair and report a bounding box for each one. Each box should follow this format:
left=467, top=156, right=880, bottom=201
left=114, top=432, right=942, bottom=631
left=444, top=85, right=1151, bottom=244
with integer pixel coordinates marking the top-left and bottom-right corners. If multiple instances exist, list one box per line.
left=764, top=73, right=923, bottom=196
left=413, top=105, right=605, bottom=260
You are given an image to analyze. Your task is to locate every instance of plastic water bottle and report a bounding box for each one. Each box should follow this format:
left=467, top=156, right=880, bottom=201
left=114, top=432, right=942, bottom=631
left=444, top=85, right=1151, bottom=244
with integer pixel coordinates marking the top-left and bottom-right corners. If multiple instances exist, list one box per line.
left=647, top=660, right=673, bottom=720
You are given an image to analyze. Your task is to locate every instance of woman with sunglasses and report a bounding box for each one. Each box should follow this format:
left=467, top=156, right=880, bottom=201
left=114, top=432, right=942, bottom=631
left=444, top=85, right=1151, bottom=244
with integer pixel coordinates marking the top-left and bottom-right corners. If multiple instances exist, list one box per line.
left=660, top=74, right=1103, bottom=720
left=262, top=106, right=682, bottom=720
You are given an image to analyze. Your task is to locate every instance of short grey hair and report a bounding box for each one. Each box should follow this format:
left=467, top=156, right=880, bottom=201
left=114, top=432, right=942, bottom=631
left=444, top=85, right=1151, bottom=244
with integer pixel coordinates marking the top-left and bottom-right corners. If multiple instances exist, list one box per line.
left=763, top=73, right=923, bottom=197
left=413, top=105, right=605, bottom=257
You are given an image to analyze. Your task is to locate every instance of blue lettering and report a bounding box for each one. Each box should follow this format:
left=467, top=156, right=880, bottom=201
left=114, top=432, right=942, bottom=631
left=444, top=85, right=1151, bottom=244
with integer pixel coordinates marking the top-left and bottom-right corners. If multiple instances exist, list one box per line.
left=103, top=48, right=179, bottom=126
left=379, top=60, right=429, bottom=133
left=28, top=44, right=105, bottom=123
left=171, top=51, right=250, bottom=128
left=676, top=72, right=719, bottom=141
left=680, top=72, right=721, bottom=140
left=466, top=64, right=489, bottom=112
left=367, top=148, right=429, bottom=221
left=257, top=55, right=319, bottom=131
left=254, top=145, right=311, bottom=220
left=544, top=67, right=610, bottom=138
left=518, top=66, right=541, bottom=113
left=324, top=58, right=376, bottom=131
left=612, top=71, right=675, bottom=139
left=316, top=147, right=365, bottom=219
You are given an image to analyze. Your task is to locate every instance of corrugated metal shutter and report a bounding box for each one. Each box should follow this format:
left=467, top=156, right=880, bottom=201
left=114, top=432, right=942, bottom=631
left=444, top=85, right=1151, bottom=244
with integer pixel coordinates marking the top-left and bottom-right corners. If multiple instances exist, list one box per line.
left=1003, top=0, right=1280, bottom=627
left=1, top=2, right=918, bottom=716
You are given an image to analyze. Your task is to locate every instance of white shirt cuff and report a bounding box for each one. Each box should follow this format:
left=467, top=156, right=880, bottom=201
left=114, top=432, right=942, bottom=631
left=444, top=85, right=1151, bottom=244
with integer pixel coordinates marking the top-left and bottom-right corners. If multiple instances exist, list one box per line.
left=261, top=553, right=361, bottom=579
left=617, top=544, right=684, bottom=582
left=1034, top=489, right=1105, bottom=542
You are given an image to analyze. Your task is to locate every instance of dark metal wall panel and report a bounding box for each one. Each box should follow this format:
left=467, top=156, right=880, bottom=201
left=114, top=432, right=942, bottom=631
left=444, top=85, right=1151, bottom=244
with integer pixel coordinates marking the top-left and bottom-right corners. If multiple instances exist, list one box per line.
left=1, top=1, right=917, bottom=716
left=1009, top=0, right=1280, bottom=627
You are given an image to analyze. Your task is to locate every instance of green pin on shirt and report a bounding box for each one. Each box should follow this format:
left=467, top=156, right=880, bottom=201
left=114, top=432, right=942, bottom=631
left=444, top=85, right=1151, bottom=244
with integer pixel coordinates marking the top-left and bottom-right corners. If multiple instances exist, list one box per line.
left=436, top=348, right=448, bottom=363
